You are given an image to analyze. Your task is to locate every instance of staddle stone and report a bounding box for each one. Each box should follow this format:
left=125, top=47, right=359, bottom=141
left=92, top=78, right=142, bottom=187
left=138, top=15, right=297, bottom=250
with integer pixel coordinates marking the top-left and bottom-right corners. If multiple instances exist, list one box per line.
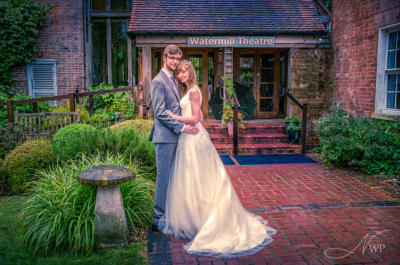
left=78, top=165, right=135, bottom=249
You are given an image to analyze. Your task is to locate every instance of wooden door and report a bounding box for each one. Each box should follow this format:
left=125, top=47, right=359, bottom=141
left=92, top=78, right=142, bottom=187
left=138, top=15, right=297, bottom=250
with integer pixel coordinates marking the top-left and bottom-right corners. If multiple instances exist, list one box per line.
left=234, top=49, right=280, bottom=118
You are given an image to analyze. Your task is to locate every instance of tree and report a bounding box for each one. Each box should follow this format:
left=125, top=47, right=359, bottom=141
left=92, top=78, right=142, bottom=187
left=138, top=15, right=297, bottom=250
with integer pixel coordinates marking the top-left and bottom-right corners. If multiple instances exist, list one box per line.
left=0, top=0, right=49, bottom=96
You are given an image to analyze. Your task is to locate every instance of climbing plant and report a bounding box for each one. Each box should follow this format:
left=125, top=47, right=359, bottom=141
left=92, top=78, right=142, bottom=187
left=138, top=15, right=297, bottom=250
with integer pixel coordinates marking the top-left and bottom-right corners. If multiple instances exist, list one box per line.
left=0, top=0, right=49, bottom=96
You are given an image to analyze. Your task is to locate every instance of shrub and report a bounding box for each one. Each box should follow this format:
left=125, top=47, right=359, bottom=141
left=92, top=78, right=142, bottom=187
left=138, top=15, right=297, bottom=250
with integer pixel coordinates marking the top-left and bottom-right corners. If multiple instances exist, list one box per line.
left=318, top=107, right=400, bottom=176
left=94, top=128, right=156, bottom=180
left=109, top=119, right=153, bottom=138
left=19, top=153, right=154, bottom=254
left=51, top=103, right=90, bottom=123
left=52, top=123, right=96, bottom=162
left=83, top=83, right=135, bottom=122
left=89, top=113, right=110, bottom=129
left=2, top=138, right=55, bottom=193
left=0, top=122, right=23, bottom=159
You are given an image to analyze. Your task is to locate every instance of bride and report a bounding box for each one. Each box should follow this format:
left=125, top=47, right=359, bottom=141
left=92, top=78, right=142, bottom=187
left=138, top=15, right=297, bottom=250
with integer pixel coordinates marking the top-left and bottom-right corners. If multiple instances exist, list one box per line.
left=159, top=59, right=276, bottom=257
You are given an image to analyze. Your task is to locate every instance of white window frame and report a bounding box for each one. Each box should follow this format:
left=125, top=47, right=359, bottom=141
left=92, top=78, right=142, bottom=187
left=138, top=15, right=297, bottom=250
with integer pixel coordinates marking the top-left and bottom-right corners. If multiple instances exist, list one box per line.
left=375, top=23, right=400, bottom=116
left=27, top=59, right=58, bottom=98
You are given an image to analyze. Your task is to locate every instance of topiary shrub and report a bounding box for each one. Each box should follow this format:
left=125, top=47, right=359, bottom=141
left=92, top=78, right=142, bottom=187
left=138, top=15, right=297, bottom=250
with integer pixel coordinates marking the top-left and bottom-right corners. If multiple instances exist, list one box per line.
left=93, top=128, right=156, bottom=181
left=20, top=153, right=154, bottom=254
left=52, top=123, right=96, bottom=162
left=0, top=122, right=23, bottom=159
left=2, top=138, right=55, bottom=193
left=89, top=113, right=110, bottom=129
left=110, top=119, right=153, bottom=139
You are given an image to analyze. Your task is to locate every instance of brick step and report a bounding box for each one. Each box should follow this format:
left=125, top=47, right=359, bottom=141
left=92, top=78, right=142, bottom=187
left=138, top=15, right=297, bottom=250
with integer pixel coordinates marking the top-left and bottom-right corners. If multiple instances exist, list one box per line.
left=203, top=123, right=286, bottom=134
left=214, top=143, right=302, bottom=155
left=209, top=133, right=289, bottom=144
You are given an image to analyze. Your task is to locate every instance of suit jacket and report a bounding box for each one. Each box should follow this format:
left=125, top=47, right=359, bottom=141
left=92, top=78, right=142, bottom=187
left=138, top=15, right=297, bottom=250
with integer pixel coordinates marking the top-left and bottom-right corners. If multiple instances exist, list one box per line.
left=149, top=70, right=184, bottom=143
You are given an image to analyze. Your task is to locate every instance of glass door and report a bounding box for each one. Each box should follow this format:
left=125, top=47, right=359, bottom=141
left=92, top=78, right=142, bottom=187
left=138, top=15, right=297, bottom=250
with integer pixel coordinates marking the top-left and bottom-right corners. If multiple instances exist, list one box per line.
left=234, top=50, right=280, bottom=118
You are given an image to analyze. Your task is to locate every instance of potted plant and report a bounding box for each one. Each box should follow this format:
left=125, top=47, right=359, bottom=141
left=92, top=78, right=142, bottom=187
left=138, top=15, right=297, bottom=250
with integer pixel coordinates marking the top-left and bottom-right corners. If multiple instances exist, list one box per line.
left=222, top=104, right=244, bottom=136
left=287, top=121, right=301, bottom=144
left=283, top=115, right=300, bottom=133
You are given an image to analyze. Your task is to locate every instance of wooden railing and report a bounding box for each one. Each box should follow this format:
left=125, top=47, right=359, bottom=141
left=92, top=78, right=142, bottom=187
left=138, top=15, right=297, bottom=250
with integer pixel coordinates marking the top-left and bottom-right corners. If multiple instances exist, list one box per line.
left=0, top=85, right=143, bottom=123
left=284, top=89, right=308, bottom=154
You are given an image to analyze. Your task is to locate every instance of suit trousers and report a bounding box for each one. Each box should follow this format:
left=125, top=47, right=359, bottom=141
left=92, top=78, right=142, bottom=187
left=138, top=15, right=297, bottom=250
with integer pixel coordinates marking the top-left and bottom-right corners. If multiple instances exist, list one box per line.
left=153, top=143, right=178, bottom=226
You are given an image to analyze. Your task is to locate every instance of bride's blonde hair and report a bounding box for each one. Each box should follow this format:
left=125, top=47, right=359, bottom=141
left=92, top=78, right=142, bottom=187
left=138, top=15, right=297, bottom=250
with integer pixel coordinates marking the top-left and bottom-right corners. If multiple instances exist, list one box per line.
left=176, top=60, right=198, bottom=98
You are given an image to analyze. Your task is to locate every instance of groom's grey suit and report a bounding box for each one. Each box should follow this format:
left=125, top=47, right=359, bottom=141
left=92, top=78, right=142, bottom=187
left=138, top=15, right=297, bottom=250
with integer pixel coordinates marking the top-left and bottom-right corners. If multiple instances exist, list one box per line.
left=149, top=70, right=184, bottom=228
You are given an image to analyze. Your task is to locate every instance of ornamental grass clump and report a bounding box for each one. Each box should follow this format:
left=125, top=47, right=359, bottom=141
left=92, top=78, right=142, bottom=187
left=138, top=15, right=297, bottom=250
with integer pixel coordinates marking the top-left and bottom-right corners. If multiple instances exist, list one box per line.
left=19, top=152, right=154, bottom=255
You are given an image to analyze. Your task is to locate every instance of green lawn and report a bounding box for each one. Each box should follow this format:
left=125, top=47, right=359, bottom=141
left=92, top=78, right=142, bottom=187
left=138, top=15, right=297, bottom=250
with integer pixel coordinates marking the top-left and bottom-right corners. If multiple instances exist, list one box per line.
left=0, top=196, right=148, bottom=265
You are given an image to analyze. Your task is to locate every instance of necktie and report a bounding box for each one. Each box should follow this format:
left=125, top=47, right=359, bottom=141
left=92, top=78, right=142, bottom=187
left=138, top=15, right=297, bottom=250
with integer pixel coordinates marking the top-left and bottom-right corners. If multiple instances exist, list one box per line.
left=170, top=76, right=178, bottom=95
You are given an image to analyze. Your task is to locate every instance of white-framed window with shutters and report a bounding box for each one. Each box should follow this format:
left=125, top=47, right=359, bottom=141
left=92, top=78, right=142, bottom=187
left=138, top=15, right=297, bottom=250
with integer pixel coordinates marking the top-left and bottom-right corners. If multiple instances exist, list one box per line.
left=27, top=59, right=58, bottom=100
left=375, top=23, right=400, bottom=116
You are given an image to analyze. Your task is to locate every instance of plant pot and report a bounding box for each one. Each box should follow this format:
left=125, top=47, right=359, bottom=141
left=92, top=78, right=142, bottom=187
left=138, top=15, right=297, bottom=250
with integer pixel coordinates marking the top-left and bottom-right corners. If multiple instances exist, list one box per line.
left=284, top=122, right=290, bottom=133
left=288, top=130, right=299, bottom=144
left=227, top=123, right=233, bottom=136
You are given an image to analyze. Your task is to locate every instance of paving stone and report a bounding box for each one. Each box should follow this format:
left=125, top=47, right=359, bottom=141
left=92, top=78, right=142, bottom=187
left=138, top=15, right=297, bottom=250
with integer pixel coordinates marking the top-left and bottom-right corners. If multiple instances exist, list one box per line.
left=148, top=161, right=400, bottom=264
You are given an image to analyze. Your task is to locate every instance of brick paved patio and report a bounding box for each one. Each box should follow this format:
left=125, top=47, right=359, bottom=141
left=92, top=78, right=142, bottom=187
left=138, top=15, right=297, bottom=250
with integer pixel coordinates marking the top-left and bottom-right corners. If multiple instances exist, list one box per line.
left=148, top=157, right=400, bottom=265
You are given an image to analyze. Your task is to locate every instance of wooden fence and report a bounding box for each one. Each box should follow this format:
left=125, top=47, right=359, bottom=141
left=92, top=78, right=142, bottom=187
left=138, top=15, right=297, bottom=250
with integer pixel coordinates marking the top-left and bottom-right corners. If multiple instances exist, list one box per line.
left=15, top=111, right=80, bottom=136
left=0, top=85, right=144, bottom=123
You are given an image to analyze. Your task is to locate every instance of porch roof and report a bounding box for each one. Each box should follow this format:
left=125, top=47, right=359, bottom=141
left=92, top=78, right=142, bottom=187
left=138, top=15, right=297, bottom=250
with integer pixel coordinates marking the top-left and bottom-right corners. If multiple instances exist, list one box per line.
left=128, top=0, right=326, bottom=36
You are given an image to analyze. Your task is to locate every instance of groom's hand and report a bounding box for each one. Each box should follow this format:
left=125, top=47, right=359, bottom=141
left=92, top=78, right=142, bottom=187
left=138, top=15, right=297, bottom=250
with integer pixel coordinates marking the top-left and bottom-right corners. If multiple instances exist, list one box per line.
left=183, top=124, right=199, bottom=134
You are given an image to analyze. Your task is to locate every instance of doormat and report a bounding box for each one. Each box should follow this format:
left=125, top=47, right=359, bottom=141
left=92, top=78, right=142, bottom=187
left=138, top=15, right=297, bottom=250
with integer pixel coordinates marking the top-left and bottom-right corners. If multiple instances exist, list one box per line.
left=233, top=154, right=317, bottom=165
left=220, top=155, right=236, bottom=165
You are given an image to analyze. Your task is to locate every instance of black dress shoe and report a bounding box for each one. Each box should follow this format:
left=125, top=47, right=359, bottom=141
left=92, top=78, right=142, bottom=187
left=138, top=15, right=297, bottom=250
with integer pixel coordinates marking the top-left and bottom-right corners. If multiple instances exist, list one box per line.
left=151, top=224, right=161, bottom=232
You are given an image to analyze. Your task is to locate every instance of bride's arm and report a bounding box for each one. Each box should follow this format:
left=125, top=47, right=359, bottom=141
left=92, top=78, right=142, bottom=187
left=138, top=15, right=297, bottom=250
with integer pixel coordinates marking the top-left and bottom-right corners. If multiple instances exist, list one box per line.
left=166, top=89, right=202, bottom=124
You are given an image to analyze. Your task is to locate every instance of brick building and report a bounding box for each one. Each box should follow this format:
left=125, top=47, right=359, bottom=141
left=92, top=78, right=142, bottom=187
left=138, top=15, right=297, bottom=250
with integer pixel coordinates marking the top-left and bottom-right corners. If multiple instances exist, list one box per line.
left=332, top=0, right=400, bottom=119
left=9, top=1, right=399, bottom=147
left=12, top=0, right=136, bottom=98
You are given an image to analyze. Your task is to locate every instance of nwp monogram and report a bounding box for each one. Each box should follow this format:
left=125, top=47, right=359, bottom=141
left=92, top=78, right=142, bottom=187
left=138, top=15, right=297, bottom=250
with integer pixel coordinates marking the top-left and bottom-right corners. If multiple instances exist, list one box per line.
left=324, top=229, right=391, bottom=259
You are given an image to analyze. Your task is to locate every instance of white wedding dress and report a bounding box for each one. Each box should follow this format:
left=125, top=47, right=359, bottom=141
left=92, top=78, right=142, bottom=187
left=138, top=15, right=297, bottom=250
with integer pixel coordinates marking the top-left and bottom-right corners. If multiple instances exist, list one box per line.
left=160, top=86, right=276, bottom=257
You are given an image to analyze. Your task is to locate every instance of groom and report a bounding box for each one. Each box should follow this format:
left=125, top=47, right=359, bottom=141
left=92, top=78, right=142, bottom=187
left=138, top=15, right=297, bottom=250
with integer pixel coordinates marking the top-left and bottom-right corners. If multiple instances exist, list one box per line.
left=149, top=44, right=199, bottom=232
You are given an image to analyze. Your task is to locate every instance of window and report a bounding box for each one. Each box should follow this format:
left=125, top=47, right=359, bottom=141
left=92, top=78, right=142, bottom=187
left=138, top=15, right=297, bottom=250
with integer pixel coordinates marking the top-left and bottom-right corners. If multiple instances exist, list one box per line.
left=375, top=23, right=400, bottom=115
left=27, top=59, right=58, bottom=98
left=86, top=0, right=136, bottom=87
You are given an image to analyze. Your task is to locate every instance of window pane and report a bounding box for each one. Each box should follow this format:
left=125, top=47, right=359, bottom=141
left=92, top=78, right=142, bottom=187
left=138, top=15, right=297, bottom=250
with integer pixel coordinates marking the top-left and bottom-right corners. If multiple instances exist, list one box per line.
left=92, top=20, right=107, bottom=86
left=240, top=69, right=253, bottom=83
left=189, top=55, right=202, bottom=89
left=387, top=51, right=395, bottom=69
left=111, top=0, right=129, bottom=10
left=260, top=99, right=273, bottom=112
left=387, top=74, right=397, bottom=91
left=397, top=50, right=400, bottom=68
left=387, top=93, right=395, bottom=108
left=397, top=93, right=400, bottom=109
left=240, top=56, right=253, bottom=68
left=92, top=0, right=106, bottom=11
left=260, top=84, right=273, bottom=97
left=388, top=32, right=397, bottom=50
left=154, top=52, right=161, bottom=76
left=261, top=69, right=274, bottom=82
left=261, top=54, right=274, bottom=67
left=112, top=19, right=128, bottom=86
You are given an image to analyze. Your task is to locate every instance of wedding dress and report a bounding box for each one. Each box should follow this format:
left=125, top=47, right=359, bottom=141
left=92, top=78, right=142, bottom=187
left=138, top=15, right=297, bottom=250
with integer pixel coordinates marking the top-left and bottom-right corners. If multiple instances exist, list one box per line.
left=159, top=86, right=276, bottom=257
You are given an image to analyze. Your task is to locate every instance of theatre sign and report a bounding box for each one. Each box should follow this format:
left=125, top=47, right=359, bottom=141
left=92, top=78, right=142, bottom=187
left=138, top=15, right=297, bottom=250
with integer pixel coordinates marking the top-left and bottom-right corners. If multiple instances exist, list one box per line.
left=187, top=36, right=274, bottom=47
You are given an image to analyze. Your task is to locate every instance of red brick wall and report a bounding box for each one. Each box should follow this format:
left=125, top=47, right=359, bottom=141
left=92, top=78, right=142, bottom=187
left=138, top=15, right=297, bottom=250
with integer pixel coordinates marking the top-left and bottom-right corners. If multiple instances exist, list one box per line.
left=332, top=0, right=400, bottom=117
left=12, top=0, right=85, bottom=95
left=289, top=48, right=334, bottom=146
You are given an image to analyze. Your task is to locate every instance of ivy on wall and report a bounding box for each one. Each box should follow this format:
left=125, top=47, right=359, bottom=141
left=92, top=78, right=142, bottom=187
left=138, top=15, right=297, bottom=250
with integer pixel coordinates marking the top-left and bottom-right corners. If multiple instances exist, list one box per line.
left=0, top=0, right=49, bottom=96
